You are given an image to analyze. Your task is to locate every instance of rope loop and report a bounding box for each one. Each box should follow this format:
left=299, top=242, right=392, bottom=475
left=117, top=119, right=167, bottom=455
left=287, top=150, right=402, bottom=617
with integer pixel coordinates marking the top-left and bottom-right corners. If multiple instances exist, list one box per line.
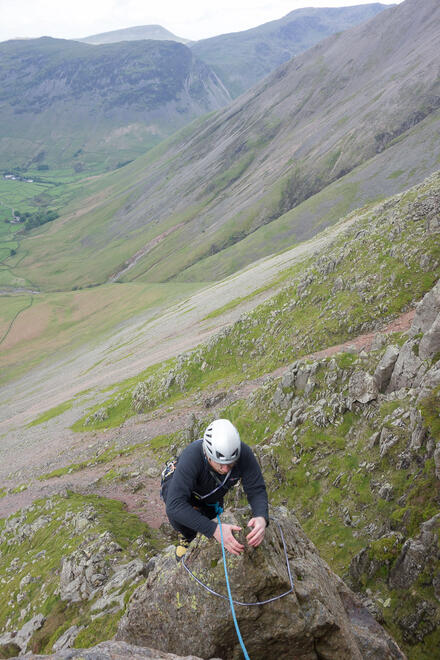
left=181, top=515, right=295, bottom=606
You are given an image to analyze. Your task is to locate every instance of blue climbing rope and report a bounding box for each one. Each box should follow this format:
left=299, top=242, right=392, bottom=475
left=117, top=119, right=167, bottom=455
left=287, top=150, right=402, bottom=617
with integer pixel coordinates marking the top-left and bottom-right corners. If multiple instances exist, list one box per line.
left=181, top=505, right=295, bottom=660
left=216, top=506, right=250, bottom=660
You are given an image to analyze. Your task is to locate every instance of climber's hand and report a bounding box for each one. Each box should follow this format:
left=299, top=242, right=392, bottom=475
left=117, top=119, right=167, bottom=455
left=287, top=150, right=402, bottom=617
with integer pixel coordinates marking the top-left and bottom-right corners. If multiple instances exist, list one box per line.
left=214, top=523, right=244, bottom=555
left=246, top=517, right=266, bottom=547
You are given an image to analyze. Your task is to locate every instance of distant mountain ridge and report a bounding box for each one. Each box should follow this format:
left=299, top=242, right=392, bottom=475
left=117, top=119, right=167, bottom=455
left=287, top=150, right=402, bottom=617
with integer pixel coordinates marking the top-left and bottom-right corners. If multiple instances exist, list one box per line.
left=79, top=24, right=190, bottom=45
left=12, top=0, right=440, bottom=292
left=191, top=3, right=392, bottom=96
left=0, top=4, right=392, bottom=173
left=0, top=37, right=230, bottom=171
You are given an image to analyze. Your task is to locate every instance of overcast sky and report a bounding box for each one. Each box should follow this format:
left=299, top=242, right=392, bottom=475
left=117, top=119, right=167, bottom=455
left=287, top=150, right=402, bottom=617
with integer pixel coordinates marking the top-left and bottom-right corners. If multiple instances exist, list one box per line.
left=0, top=0, right=403, bottom=43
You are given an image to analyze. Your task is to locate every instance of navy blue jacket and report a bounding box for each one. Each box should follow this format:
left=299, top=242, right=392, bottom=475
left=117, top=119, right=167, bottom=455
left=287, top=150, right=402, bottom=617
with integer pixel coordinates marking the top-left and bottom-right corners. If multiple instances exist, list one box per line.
left=164, top=439, right=268, bottom=538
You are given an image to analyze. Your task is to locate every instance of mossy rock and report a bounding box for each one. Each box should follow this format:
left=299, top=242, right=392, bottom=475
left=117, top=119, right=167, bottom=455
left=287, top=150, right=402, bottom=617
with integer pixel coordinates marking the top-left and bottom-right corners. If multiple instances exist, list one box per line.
left=0, top=643, right=21, bottom=659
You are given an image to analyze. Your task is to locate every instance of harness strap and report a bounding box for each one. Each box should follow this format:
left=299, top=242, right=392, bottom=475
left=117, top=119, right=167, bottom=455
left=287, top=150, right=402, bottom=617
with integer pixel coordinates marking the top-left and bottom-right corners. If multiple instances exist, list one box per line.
left=193, top=470, right=231, bottom=500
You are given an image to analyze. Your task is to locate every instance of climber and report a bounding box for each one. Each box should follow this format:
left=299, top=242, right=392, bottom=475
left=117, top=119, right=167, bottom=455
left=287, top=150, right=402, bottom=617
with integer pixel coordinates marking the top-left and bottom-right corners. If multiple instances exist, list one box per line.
left=161, top=418, right=269, bottom=561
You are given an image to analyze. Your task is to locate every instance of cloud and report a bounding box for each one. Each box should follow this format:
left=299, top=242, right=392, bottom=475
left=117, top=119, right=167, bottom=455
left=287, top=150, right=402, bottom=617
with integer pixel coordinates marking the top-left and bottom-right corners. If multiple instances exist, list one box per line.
left=0, top=0, right=401, bottom=42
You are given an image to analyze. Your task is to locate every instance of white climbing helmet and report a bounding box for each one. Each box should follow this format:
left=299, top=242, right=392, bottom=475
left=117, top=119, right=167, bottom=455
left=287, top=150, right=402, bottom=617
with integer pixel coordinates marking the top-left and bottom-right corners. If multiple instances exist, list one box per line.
left=203, top=419, right=241, bottom=464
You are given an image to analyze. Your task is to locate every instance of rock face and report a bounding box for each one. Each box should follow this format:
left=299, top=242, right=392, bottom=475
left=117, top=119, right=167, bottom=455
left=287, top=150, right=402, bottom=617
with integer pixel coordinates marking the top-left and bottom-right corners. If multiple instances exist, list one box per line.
left=410, top=279, right=440, bottom=337
left=386, top=279, right=440, bottom=394
left=9, top=640, right=218, bottom=659
left=349, top=370, right=379, bottom=404
left=117, top=508, right=405, bottom=660
left=0, top=614, right=45, bottom=655
left=374, top=345, right=400, bottom=392
left=389, top=514, right=440, bottom=591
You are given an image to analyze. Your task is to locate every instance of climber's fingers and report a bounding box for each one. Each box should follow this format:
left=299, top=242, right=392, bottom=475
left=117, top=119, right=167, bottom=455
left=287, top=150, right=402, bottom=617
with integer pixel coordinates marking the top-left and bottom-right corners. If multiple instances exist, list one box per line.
left=246, top=517, right=267, bottom=547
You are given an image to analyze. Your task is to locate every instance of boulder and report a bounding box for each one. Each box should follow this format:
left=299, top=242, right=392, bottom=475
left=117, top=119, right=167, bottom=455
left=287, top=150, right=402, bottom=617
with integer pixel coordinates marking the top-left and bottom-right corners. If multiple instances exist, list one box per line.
left=349, top=371, right=378, bottom=404
left=378, top=483, right=394, bottom=501
left=117, top=508, right=405, bottom=660
left=419, top=313, right=440, bottom=360
left=1, top=614, right=46, bottom=654
left=389, top=514, right=440, bottom=590
left=409, top=279, right=440, bottom=337
left=387, top=341, right=426, bottom=393
left=374, top=346, right=400, bottom=392
left=52, top=625, right=83, bottom=652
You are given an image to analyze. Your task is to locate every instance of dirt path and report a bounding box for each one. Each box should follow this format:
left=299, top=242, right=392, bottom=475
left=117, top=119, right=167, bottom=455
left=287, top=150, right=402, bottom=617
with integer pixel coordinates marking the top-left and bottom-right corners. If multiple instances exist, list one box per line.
left=0, top=307, right=415, bottom=523
left=308, top=309, right=415, bottom=360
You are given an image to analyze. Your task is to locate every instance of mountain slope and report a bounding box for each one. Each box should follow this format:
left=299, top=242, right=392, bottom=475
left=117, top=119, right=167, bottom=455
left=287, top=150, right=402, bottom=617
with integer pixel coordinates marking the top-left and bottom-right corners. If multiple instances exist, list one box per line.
left=0, top=37, right=230, bottom=172
left=9, top=0, right=439, bottom=292
left=0, top=171, right=438, bottom=659
left=79, top=24, right=190, bottom=45
left=191, top=3, right=391, bottom=97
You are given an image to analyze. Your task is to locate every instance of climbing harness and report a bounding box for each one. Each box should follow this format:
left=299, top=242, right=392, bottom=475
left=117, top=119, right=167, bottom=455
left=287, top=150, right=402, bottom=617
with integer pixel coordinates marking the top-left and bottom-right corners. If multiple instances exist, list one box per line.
left=193, top=467, right=232, bottom=501
left=159, top=459, right=178, bottom=501
left=181, top=508, right=295, bottom=659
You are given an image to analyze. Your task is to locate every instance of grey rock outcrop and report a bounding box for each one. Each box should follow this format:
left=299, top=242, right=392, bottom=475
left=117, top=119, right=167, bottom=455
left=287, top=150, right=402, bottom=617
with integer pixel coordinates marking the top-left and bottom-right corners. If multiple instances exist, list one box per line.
left=374, top=346, right=400, bottom=392
left=52, top=625, right=83, bottom=652
left=0, top=614, right=45, bottom=654
left=59, top=533, right=132, bottom=604
left=60, top=547, right=110, bottom=602
left=389, top=514, right=440, bottom=590
left=417, top=362, right=440, bottom=401
left=349, top=371, right=378, bottom=404
left=387, top=340, right=426, bottom=392
left=117, top=508, right=405, bottom=660
left=384, top=279, right=440, bottom=394
left=409, top=279, right=440, bottom=337
left=379, top=428, right=400, bottom=458
left=9, top=640, right=218, bottom=659
left=419, top=313, right=440, bottom=360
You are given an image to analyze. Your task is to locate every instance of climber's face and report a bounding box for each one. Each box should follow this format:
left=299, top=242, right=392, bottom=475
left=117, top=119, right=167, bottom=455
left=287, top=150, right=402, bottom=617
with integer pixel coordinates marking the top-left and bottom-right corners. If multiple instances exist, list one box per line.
left=208, top=458, right=236, bottom=474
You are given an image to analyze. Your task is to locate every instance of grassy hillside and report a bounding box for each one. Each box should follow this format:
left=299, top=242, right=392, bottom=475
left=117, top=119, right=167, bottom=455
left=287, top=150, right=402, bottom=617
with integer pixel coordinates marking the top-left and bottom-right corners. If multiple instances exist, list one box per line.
left=4, top=169, right=438, bottom=658
left=0, top=37, right=230, bottom=174
left=71, top=170, right=440, bottom=659
left=70, top=170, right=440, bottom=430
left=0, top=281, right=199, bottom=385
left=6, top=0, right=438, bottom=294
left=191, top=3, right=390, bottom=97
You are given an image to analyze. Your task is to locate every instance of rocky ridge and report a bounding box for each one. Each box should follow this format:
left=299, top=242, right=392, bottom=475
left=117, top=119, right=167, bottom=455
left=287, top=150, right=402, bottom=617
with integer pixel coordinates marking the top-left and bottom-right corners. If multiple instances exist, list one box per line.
left=0, top=494, right=164, bottom=657
left=117, top=508, right=404, bottom=660
left=246, top=279, right=440, bottom=654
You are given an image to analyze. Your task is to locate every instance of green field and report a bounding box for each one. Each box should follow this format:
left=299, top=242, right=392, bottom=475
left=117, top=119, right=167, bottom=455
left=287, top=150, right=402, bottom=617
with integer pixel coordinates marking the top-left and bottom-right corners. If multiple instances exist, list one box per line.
left=0, top=167, right=108, bottom=291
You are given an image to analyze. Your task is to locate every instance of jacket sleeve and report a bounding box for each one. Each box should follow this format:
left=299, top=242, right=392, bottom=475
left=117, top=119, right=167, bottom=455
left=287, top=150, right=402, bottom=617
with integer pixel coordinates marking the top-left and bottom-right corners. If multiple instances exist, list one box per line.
left=165, top=446, right=217, bottom=538
left=240, top=443, right=269, bottom=524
